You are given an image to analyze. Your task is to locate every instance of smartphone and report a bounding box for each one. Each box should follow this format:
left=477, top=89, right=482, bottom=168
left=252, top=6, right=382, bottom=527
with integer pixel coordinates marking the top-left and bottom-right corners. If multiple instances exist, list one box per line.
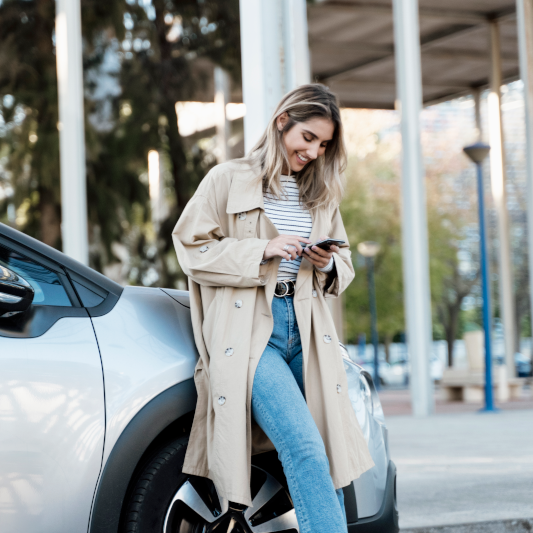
left=303, top=238, right=346, bottom=250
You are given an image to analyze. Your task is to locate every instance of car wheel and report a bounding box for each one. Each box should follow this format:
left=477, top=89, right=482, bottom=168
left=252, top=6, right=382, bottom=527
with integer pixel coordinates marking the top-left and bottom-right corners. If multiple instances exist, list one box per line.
left=121, top=435, right=299, bottom=533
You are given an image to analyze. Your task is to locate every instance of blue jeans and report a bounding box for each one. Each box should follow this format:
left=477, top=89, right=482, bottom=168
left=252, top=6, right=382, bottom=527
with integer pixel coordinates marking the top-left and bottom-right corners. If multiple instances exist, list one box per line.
left=252, top=295, right=347, bottom=533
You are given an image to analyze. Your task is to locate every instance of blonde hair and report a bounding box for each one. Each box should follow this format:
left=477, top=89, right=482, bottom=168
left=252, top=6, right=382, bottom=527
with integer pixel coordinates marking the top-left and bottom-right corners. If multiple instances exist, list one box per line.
left=245, top=84, right=347, bottom=211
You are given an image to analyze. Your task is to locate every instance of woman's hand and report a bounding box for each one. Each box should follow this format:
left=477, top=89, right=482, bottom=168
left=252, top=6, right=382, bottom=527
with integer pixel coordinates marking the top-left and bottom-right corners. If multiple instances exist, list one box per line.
left=303, top=235, right=339, bottom=269
left=263, top=235, right=312, bottom=261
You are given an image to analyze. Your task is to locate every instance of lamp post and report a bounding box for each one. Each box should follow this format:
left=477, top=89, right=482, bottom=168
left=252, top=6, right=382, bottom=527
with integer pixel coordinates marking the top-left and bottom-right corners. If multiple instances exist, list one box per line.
left=463, top=142, right=496, bottom=412
left=357, top=241, right=382, bottom=389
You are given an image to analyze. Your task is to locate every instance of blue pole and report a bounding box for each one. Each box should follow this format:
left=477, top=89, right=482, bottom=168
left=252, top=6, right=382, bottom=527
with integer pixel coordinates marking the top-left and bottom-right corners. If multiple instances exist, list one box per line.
left=476, top=161, right=496, bottom=412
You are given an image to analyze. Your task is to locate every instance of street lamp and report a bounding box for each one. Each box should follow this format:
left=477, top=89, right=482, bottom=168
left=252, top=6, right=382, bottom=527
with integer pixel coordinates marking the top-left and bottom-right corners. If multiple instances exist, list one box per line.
left=357, top=241, right=381, bottom=389
left=463, top=142, right=497, bottom=412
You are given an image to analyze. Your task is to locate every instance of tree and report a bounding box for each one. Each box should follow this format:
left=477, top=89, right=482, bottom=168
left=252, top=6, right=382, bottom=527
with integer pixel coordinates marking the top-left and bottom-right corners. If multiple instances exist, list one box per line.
left=341, top=111, right=405, bottom=350
left=0, top=1, right=63, bottom=247
left=0, top=0, right=242, bottom=289
left=340, top=105, right=480, bottom=363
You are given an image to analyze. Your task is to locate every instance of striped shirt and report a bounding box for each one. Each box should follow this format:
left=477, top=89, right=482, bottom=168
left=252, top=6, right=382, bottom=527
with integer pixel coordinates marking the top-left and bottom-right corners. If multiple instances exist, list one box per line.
left=263, top=175, right=333, bottom=281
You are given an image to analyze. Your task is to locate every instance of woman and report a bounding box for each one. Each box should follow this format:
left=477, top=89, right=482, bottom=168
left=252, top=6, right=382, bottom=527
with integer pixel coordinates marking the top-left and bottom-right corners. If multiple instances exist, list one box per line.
left=173, top=84, right=374, bottom=533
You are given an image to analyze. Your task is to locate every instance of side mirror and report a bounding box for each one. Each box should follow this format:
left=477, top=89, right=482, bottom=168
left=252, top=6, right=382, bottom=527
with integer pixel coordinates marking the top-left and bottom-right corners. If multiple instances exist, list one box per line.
left=0, top=266, right=35, bottom=318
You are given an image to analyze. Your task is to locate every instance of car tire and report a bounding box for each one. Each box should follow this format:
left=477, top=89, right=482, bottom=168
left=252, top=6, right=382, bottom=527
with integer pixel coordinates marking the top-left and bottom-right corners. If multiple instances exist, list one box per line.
left=120, top=435, right=190, bottom=533
left=120, top=435, right=299, bottom=533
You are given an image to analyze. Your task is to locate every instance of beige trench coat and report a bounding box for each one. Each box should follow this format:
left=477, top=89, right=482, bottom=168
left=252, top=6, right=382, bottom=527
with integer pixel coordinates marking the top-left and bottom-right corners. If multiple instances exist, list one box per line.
left=172, top=159, right=374, bottom=506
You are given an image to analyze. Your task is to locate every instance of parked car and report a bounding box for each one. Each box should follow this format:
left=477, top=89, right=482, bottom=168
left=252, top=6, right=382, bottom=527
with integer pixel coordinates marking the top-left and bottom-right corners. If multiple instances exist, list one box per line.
left=358, top=354, right=443, bottom=388
left=494, top=353, right=533, bottom=378
left=515, top=352, right=532, bottom=377
left=0, top=222, right=398, bottom=533
left=359, top=360, right=409, bottom=387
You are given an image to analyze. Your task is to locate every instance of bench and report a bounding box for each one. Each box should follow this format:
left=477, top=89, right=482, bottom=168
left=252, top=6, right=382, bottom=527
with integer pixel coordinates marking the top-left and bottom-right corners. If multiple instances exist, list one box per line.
left=441, top=367, right=529, bottom=403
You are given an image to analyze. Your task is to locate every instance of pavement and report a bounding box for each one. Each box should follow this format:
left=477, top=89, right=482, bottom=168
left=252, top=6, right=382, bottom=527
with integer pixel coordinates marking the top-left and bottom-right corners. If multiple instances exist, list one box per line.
left=382, top=406, right=533, bottom=530
left=401, top=518, right=533, bottom=533
left=379, top=387, right=533, bottom=417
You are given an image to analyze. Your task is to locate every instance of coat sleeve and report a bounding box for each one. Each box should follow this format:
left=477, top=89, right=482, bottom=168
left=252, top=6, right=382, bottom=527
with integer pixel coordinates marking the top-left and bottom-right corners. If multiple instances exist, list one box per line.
left=315, top=207, right=355, bottom=298
left=172, top=187, right=271, bottom=289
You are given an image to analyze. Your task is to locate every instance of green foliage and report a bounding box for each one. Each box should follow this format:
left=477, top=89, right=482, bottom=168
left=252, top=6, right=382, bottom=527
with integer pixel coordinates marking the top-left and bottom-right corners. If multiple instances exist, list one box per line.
left=341, top=130, right=471, bottom=350
left=0, top=0, right=241, bottom=289
left=341, top=149, right=404, bottom=345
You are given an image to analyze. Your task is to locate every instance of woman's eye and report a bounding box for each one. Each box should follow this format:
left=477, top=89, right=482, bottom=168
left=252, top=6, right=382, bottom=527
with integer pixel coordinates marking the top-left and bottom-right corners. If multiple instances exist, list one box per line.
left=303, top=136, right=312, bottom=142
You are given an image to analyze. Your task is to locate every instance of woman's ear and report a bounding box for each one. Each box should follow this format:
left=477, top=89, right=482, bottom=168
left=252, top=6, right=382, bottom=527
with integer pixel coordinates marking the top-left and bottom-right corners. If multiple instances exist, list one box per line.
left=276, top=112, right=289, bottom=132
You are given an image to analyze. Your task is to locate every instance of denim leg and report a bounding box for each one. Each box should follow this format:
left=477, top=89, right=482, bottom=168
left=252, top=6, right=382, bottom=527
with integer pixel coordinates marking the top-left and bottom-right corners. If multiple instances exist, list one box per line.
left=336, top=488, right=347, bottom=524
left=252, top=344, right=347, bottom=533
left=286, top=323, right=348, bottom=525
left=287, top=346, right=305, bottom=397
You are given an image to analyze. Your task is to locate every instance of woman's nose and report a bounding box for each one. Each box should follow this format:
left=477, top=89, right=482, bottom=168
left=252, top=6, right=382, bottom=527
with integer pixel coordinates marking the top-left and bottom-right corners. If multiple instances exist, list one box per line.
left=306, top=147, right=319, bottom=160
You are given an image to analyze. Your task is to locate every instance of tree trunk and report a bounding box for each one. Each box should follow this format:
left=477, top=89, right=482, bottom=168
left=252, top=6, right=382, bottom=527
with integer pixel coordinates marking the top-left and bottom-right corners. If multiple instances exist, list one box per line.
left=162, top=100, right=189, bottom=213
left=152, top=0, right=190, bottom=216
left=384, top=333, right=392, bottom=363
left=514, top=264, right=529, bottom=354
left=39, top=186, right=61, bottom=248
left=443, top=301, right=461, bottom=367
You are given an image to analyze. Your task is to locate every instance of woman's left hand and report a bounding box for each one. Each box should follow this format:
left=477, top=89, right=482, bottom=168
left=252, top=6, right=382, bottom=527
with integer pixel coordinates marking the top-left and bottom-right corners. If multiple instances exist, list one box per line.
left=303, top=235, right=339, bottom=269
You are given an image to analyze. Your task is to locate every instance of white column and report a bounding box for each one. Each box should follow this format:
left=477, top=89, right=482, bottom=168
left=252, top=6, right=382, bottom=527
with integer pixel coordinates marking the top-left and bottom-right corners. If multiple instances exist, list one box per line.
left=489, top=20, right=517, bottom=376
left=516, top=0, right=533, bottom=364
left=239, top=0, right=311, bottom=151
left=282, top=0, right=311, bottom=92
left=214, top=67, right=231, bottom=163
left=473, top=87, right=483, bottom=141
left=392, top=0, right=434, bottom=416
left=239, top=0, right=283, bottom=152
left=55, top=0, right=88, bottom=264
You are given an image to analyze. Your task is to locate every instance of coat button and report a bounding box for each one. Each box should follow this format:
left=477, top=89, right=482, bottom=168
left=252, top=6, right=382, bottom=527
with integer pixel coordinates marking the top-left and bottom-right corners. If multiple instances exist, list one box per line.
left=225, top=348, right=234, bottom=356
left=337, top=384, right=342, bottom=394
left=312, top=289, right=318, bottom=297
left=238, top=212, right=247, bottom=220
left=218, top=396, right=226, bottom=405
left=235, top=300, right=243, bottom=308
left=323, top=334, right=332, bottom=344
left=199, top=245, right=209, bottom=253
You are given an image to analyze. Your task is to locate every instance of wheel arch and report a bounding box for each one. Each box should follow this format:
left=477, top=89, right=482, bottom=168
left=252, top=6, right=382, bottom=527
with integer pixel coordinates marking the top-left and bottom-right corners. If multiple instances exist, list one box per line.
left=89, top=379, right=197, bottom=533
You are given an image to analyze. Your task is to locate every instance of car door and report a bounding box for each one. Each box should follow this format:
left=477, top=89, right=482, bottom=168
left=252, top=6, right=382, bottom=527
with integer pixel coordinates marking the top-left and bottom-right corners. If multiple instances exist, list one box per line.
left=0, top=242, right=105, bottom=533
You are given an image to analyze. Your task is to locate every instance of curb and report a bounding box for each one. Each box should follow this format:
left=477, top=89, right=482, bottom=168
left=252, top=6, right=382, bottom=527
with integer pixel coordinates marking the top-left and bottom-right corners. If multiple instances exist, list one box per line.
left=401, top=518, right=533, bottom=533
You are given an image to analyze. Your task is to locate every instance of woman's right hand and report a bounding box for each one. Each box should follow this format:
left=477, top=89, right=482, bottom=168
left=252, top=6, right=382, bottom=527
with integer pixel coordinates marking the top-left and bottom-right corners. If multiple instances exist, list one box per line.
left=263, top=235, right=312, bottom=261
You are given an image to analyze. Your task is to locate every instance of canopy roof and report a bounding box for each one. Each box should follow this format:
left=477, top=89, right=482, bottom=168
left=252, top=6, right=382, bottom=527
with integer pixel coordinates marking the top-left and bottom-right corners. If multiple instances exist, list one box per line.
left=308, top=0, right=519, bottom=109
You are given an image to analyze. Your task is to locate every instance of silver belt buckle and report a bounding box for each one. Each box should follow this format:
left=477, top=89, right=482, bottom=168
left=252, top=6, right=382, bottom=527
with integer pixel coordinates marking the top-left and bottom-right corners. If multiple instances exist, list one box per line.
left=274, top=280, right=294, bottom=298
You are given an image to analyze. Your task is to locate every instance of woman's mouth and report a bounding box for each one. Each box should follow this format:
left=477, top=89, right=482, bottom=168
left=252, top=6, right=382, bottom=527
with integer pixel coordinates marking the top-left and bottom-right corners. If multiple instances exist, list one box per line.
left=296, top=152, right=309, bottom=163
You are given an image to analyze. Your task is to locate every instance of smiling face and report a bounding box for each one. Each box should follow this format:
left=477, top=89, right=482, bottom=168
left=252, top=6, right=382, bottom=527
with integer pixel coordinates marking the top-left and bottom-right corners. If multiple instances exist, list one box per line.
left=276, top=113, right=335, bottom=174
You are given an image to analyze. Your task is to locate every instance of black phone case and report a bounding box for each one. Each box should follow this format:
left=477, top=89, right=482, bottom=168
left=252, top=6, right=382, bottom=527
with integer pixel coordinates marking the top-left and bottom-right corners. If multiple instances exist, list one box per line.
left=305, top=239, right=345, bottom=250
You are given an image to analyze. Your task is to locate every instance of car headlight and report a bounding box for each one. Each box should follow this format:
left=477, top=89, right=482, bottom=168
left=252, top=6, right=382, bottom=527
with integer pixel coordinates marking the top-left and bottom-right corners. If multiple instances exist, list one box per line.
left=359, top=372, right=373, bottom=415
left=340, top=343, right=385, bottom=435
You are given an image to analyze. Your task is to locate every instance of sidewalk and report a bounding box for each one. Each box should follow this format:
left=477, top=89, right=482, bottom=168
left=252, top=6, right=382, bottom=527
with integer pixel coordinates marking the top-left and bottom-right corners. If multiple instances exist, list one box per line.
left=379, top=387, right=533, bottom=417
left=384, top=408, right=533, bottom=530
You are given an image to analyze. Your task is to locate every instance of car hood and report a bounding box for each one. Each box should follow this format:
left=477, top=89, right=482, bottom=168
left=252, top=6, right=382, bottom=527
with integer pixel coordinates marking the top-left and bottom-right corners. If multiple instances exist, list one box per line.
left=160, top=288, right=190, bottom=308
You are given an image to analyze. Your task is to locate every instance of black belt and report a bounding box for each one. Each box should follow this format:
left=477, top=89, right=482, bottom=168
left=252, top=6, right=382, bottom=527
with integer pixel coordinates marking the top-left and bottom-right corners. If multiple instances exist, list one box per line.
left=274, top=280, right=295, bottom=297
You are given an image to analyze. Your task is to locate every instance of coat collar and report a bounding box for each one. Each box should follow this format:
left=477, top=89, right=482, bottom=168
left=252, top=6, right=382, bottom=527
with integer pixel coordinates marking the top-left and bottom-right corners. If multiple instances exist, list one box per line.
left=226, top=162, right=264, bottom=214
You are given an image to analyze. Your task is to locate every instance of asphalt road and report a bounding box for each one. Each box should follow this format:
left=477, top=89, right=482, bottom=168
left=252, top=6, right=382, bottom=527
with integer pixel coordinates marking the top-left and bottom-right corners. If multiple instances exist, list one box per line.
left=385, top=409, right=533, bottom=529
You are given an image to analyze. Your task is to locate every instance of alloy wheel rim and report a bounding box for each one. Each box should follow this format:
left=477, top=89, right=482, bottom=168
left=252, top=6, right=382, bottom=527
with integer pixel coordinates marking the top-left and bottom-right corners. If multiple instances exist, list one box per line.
left=163, top=466, right=299, bottom=533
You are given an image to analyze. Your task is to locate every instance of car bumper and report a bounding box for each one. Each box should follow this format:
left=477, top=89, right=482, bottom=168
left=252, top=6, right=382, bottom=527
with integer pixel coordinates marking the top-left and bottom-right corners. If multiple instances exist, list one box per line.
left=348, top=460, right=399, bottom=533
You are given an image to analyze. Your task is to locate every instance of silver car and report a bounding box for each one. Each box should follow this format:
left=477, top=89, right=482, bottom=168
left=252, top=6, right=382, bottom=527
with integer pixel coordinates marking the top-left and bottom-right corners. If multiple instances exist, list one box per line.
left=0, top=222, right=398, bottom=533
